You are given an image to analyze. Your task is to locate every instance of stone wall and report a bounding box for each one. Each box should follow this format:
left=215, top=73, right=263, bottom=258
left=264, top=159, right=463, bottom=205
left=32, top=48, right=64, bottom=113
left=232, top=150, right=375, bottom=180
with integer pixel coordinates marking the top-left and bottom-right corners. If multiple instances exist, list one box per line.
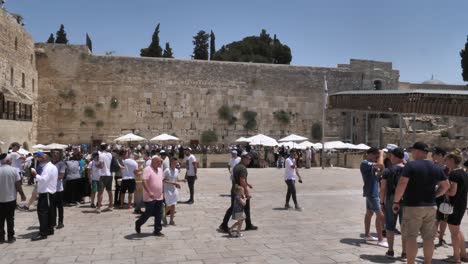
left=0, top=119, right=34, bottom=152
left=34, top=44, right=399, bottom=146
left=0, top=8, right=37, bottom=149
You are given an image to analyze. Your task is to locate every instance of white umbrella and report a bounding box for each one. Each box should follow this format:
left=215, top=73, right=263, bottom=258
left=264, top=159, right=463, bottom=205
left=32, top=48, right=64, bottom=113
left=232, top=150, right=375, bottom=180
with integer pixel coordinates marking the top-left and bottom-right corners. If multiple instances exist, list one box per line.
left=32, top=144, right=46, bottom=149
left=298, top=141, right=314, bottom=148
left=150, top=133, right=179, bottom=141
left=18, top=148, right=30, bottom=155
left=278, top=141, right=295, bottom=148
left=354, top=143, right=371, bottom=150
left=247, top=134, right=278, bottom=147
left=43, top=143, right=68, bottom=150
left=278, top=134, right=308, bottom=142
left=312, top=143, right=323, bottom=149
left=324, top=141, right=348, bottom=149
left=235, top=137, right=250, bottom=143
left=114, top=133, right=146, bottom=142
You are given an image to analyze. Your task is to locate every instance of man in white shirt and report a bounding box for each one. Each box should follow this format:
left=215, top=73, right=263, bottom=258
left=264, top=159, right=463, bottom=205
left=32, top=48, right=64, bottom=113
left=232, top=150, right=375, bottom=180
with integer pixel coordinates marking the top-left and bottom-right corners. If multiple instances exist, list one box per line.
left=160, top=150, right=170, bottom=171
left=31, top=151, right=58, bottom=241
left=305, top=147, right=312, bottom=169
left=284, top=149, right=302, bottom=211
left=183, top=148, right=197, bottom=204
left=120, top=153, right=138, bottom=209
left=9, top=142, right=25, bottom=177
left=97, top=143, right=113, bottom=213
left=228, top=150, right=241, bottom=181
left=0, top=153, right=26, bottom=243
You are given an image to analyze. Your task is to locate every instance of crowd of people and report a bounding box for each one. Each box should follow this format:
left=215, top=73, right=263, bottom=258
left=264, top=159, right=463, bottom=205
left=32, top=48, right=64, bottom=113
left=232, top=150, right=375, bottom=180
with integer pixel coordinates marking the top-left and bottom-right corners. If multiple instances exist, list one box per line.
left=360, top=142, right=468, bottom=264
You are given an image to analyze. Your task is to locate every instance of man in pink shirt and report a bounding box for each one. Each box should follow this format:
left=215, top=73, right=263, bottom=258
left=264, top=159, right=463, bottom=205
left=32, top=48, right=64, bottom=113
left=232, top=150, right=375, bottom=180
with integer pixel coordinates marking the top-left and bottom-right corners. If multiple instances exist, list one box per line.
left=135, top=156, right=164, bottom=236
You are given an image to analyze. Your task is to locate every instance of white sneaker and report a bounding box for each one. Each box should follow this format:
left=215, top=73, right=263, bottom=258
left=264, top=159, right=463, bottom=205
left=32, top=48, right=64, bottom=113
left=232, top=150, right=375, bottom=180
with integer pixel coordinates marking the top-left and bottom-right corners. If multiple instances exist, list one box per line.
left=377, top=240, right=389, bottom=248
left=365, top=235, right=378, bottom=241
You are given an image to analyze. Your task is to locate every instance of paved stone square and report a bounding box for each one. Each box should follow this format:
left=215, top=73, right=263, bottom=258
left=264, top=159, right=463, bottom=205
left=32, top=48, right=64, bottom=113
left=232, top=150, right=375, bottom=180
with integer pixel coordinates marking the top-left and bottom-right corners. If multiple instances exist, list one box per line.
left=0, top=167, right=463, bottom=264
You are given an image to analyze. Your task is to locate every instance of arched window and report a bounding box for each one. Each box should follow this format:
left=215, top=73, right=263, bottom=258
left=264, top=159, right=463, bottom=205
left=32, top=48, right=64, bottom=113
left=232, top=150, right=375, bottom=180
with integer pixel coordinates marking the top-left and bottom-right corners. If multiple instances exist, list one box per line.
left=22, top=73, right=25, bottom=88
left=32, top=79, right=35, bottom=92
left=374, top=80, right=383, bottom=90
left=14, top=37, right=18, bottom=50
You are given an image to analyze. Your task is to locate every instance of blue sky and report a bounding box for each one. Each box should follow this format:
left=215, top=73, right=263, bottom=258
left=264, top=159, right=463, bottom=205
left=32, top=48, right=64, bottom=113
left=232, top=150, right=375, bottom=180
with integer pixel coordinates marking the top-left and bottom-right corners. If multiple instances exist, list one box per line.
left=5, top=0, right=468, bottom=84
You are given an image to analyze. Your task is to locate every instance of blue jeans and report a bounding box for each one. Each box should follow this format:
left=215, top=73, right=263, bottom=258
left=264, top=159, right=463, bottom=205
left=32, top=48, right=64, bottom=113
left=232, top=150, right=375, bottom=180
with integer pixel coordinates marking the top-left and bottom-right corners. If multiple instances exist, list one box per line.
left=135, top=200, right=163, bottom=233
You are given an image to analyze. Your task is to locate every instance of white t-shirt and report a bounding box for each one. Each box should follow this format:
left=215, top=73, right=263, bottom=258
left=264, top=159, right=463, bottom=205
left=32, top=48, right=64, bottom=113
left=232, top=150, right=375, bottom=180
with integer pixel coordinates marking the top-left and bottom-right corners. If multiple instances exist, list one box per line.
left=10, top=152, right=23, bottom=173
left=228, top=157, right=241, bottom=180
left=123, top=159, right=138, bottom=180
left=185, top=154, right=197, bottom=176
left=65, top=160, right=81, bottom=180
left=306, top=149, right=312, bottom=159
left=87, top=160, right=101, bottom=181
left=0, top=164, right=21, bottom=202
left=36, top=162, right=58, bottom=194
left=54, top=160, right=67, bottom=192
left=98, top=151, right=112, bottom=176
left=284, top=157, right=296, bottom=180
left=163, top=167, right=179, bottom=193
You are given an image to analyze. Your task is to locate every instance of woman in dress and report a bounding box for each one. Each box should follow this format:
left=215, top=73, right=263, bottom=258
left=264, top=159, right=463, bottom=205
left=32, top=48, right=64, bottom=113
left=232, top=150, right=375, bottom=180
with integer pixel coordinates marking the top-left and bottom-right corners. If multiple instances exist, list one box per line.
left=163, top=157, right=186, bottom=225
left=445, top=151, right=468, bottom=263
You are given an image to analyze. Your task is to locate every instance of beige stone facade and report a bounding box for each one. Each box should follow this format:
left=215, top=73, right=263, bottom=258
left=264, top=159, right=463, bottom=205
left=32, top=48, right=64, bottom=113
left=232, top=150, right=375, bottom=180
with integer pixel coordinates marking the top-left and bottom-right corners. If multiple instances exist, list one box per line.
left=0, top=8, right=37, bottom=149
left=34, top=43, right=399, bottom=145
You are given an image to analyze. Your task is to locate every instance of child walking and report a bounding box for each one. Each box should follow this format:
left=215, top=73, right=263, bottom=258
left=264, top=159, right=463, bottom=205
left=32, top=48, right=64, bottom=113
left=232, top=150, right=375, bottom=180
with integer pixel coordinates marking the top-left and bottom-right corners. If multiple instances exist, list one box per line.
left=229, top=185, right=247, bottom=238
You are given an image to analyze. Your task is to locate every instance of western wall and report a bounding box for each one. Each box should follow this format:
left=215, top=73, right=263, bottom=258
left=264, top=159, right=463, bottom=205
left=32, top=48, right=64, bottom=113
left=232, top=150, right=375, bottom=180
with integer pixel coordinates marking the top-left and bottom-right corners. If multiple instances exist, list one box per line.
left=34, top=43, right=399, bottom=146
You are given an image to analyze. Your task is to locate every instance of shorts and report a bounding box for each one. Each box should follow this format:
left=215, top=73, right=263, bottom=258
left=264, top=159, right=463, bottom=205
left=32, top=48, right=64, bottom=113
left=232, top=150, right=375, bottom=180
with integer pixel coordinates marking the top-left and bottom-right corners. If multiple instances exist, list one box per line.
left=121, top=179, right=136, bottom=194
left=385, top=197, right=402, bottom=231
left=366, top=197, right=381, bottom=212
left=99, top=176, right=113, bottom=192
left=232, top=212, right=245, bottom=221
left=91, top=180, right=100, bottom=193
left=401, top=206, right=437, bottom=240
left=447, top=208, right=466, bottom=226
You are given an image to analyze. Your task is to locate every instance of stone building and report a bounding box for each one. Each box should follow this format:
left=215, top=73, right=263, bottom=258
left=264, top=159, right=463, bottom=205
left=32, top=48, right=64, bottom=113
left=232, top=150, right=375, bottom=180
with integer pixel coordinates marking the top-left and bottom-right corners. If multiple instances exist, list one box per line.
left=0, top=8, right=36, bottom=150
left=34, top=43, right=399, bottom=146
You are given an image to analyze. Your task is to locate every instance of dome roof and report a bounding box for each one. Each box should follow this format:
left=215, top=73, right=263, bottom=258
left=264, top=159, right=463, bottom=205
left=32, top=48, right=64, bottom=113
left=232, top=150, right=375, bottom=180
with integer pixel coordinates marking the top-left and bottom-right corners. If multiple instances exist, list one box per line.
left=422, top=75, right=445, bottom=85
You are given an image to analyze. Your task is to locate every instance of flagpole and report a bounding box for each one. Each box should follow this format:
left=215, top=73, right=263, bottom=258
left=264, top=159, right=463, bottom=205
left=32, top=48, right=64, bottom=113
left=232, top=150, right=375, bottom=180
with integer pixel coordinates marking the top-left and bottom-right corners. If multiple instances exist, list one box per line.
left=321, top=75, right=328, bottom=170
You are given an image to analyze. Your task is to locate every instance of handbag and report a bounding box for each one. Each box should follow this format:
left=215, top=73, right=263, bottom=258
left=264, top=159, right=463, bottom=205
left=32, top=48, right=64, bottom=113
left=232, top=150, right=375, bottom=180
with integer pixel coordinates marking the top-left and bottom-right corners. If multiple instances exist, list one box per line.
left=439, top=196, right=453, bottom=215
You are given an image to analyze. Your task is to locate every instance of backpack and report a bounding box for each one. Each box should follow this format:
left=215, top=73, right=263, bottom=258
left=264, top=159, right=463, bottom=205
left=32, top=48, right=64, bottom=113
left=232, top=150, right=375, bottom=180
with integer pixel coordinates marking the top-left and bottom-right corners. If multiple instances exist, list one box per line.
left=110, top=156, right=121, bottom=173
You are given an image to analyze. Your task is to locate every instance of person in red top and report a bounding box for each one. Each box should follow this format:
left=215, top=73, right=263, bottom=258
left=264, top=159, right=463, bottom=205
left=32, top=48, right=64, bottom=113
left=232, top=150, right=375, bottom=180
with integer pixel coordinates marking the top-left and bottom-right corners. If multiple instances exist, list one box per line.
left=135, top=156, right=164, bottom=237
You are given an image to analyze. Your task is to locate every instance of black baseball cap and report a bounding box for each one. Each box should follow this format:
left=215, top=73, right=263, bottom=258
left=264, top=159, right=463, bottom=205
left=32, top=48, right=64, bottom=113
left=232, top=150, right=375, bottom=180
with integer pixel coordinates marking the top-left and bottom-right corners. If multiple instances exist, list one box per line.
left=409, top=142, right=429, bottom=152
left=390, top=147, right=405, bottom=159
left=431, top=146, right=447, bottom=156
left=366, top=147, right=379, bottom=154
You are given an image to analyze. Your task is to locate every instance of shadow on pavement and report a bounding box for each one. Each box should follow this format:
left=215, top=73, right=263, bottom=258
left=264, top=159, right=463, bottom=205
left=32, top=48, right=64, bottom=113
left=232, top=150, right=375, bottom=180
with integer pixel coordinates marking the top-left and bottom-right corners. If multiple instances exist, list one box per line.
left=219, top=194, right=231, bottom=197
left=340, top=238, right=366, bottom=247
left=18, top=231, right=38, bottom=239
left=26, top=226, right=39, bottom=230
left=272, top=207, right=289, bottom=211
left=124, top=233, right=153, bottom=240
left=81, top=210, right=98, bottom=214
left=359, top=254, right=396, bottom=263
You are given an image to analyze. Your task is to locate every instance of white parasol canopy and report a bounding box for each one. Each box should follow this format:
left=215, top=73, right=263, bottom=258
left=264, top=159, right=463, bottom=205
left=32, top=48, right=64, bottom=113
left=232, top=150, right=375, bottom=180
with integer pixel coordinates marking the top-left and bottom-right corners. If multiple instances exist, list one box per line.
left=298, top=141, right=314, bottom=148
left=246, top=134, right=278, bottom=147
left=18, top=148, right=30, bottom=155
left=353, top=143, right=371, bottom=150
left=114, top=133, right=146, bottom=142
left=43, top=143, right=68, bottom=150
left=278, top=141, right=295, bottom=148
left=324, top=141, right=348, bottom=149
left=278, top=134, right=308, bottom=142
left=150, top=133, right=179, bottom=141
left=32, top=144, right=46, bottom=149
left=235, top=137, right=250, bottom=143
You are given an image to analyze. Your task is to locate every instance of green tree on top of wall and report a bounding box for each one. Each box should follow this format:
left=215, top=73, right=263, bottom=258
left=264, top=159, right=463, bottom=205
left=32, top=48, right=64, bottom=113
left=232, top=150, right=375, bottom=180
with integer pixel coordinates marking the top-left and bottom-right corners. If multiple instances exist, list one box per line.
left=47, top=33, right=55, bottom=43
left=210, top=30, right=216, bottom=60
left=55, top=24, right=68, bottom=44
left=461, top=35, right=468, bottom=82
left=141, top=23, right=163, bottom=57
left=192, top=30, right=210, bottom=60
left=163, top=42, right=174, bottom=58
left=212, top=29, right=292, bottom=64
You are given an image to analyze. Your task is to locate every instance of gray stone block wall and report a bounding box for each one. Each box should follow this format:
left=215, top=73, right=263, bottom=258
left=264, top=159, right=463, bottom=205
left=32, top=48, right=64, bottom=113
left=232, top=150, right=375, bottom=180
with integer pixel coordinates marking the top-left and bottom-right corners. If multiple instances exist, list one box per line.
left=34, top=44, right=400, bottom=145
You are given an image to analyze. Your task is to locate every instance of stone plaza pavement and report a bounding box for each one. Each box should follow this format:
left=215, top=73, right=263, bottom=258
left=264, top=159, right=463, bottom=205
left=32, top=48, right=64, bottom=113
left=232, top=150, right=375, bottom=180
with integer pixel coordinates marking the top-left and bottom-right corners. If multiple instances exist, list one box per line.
left=1, top=167, right=465, bottom=264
